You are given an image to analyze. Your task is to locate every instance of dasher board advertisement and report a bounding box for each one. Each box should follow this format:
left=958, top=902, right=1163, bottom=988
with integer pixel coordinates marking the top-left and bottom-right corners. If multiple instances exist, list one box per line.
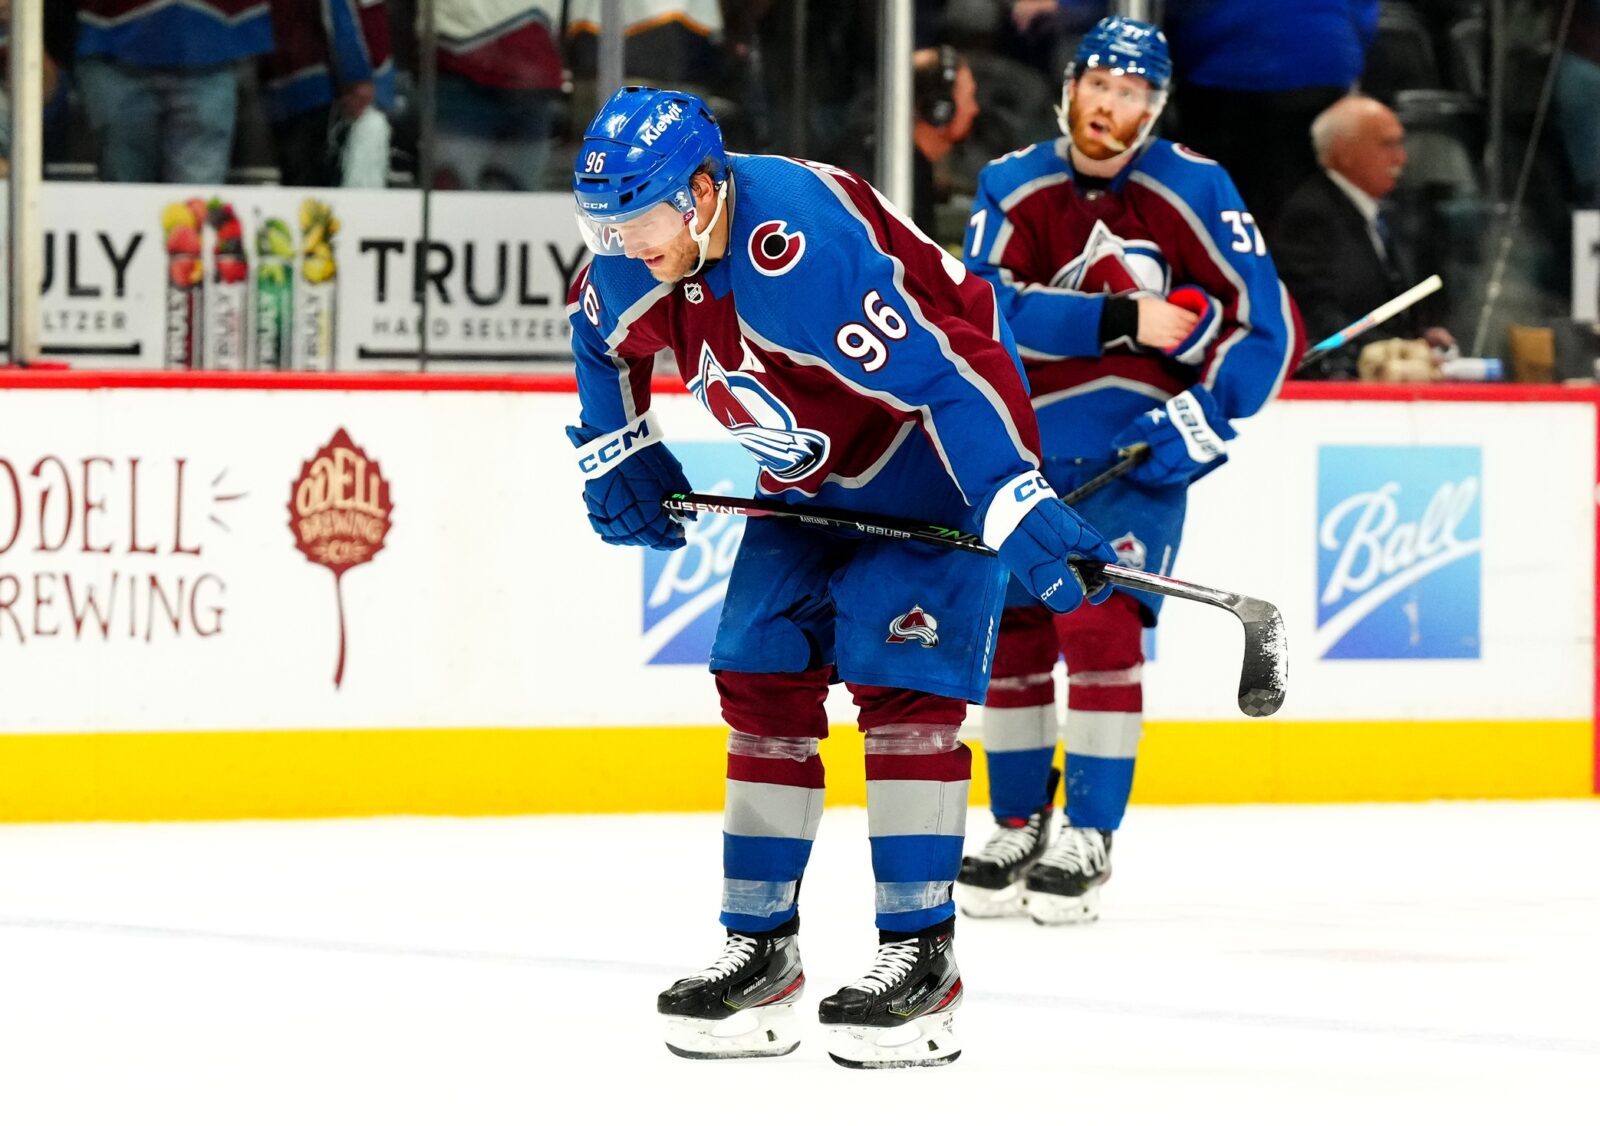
left=0, top=184, right=587, bottom=371
left=0, top=389, right=1591, bottom=736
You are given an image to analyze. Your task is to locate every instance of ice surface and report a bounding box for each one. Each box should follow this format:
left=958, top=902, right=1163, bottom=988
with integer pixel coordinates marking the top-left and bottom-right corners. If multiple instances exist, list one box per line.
left=0, top=801, right=1595, bottom=1125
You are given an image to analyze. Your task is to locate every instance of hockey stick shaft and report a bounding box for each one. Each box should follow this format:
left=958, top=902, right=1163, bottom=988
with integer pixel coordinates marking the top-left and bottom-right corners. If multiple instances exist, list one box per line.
left=1295, top=273, right=1443, bottom=370
left=1064, top=442, right=1149, bottom=505
left=662, top=491, right=1287, bottom=716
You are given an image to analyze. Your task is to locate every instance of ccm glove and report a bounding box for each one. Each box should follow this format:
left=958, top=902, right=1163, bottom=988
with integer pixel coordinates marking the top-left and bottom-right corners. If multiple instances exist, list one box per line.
left=1161, top=285, right=1223, bottom=365
left=566, top=410, right=693, bottom=550
left=983, top=472, right=1118, bottom=614
left=1112, top=384, right=1238, bottom=489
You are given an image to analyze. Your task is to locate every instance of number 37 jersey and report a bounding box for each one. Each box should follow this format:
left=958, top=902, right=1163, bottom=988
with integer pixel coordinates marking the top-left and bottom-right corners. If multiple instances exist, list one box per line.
left=964, top=136, right=1304, bottom=459
left=567, top=153, right=1043, bottom=522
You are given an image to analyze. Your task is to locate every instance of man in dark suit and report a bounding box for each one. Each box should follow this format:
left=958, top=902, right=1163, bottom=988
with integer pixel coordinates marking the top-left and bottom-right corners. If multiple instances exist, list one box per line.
left=1272, top=95, right=1454, bottom=376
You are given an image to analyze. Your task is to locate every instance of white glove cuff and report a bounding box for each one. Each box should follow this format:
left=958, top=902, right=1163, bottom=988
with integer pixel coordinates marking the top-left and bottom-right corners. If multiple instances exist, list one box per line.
left=574, top=411, right=664, bottom=480
left=1166, top=390, right=1227, bottom=464
left=982, top=471, right=1058, bottom=550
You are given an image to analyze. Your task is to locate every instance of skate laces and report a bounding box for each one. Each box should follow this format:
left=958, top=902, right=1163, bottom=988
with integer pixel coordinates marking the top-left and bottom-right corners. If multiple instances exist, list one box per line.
left=845, top=938, right=921, bottom=996
left=976, top=814, right=1040, bottom=865
left=1038, top=826, right=1107, bottom=874
left=697, top=934, right=759, bottom=982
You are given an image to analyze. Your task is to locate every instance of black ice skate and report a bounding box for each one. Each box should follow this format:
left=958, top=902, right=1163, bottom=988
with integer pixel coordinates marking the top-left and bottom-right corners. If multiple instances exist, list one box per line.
left=817, top=919, right=962, bottom=1068
left=1024, top=824, right=1112, bottom=925
left=657, top=920, right=805, bottom=1059
left=953, top=768, right=1059, bottom=918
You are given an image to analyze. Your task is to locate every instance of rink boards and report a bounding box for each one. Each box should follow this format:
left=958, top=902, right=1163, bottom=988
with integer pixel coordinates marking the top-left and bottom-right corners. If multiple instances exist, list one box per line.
left=0, top=377, right=1595, bottom=819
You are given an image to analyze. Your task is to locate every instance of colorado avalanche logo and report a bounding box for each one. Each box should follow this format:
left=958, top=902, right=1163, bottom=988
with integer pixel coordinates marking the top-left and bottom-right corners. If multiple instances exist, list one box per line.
left=690, top=340, right=830, bottom=482
left=887, top=605, right=939, bottom=648
left=1055, top=219, right=1169, bottom=296
left=1110, top=531, right=1148, bottom=571
left=749, top=219, right=806, bottom=276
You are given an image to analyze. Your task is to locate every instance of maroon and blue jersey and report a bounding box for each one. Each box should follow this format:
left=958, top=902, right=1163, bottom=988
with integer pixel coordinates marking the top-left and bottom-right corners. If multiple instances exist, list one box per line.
left=567, top=153, right=1043, bottom=527
left=964, top=136, right=1304, bottom=461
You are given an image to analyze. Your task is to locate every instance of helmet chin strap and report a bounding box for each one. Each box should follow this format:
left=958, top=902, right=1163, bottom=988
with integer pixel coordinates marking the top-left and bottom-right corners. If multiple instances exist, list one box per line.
left=689, top=178, right=730, bottom=275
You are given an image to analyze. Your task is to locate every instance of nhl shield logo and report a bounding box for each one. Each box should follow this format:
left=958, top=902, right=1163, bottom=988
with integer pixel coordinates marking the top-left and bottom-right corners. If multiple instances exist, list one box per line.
left=684, top=281, right=705, bottom=304
left=887, top=605, right=939, bottom=648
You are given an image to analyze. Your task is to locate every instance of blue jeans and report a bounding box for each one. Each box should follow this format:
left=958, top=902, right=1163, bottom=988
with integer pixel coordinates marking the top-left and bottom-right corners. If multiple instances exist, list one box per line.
left=1556, top=51, right=1600, bottom=208
left=432, top=72, right=556, bottom=191
left=76, top=58, right=237, bottom=184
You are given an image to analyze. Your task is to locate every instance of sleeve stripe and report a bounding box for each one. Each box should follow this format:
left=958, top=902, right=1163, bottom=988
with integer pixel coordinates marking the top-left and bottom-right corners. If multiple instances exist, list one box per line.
left=1032, top=376, right=1171, bottom=411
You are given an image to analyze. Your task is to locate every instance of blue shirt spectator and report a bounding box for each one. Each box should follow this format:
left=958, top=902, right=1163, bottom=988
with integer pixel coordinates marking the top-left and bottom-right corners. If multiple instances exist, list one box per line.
left=75, top=0, right=274, bottom=183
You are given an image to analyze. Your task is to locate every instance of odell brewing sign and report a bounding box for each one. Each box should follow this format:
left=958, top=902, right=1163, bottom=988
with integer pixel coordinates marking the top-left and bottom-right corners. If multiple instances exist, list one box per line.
left=289, top=429, right=392, bottom=686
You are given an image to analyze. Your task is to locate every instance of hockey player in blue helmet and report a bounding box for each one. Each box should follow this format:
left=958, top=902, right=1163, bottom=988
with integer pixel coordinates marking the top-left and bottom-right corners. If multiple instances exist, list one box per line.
left=1056, top=14, right=1172, bottom=158
left=572, top=86, right=728, bottom=282
left=564, top=86, right=1119, bottom=1067
left=955, top=19, right=1303, bottom=924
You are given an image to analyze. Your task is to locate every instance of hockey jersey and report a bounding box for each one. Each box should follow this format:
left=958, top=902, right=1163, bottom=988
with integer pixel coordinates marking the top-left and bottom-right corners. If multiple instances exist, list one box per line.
left=567, top=154, right=1044, bottom=526
left=965, top=136, right=1304, bottom=461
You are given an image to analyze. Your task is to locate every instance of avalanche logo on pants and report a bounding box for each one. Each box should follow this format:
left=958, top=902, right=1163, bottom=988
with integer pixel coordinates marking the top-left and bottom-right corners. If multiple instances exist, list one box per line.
left=690, top=339, right=830, bottom=482
left=887, top=605, right=940, bottom=648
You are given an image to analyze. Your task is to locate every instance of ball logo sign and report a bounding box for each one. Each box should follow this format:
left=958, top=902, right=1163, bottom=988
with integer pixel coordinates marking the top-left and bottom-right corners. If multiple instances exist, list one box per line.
left=642, top=442, right=754, bottom=665
left=1315, top=446, right=1482, bottom=660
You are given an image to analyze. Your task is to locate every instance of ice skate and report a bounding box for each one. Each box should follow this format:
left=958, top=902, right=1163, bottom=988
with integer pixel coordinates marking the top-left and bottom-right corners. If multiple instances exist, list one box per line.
left=1024, top=825, right=1111, bottom=925
left=954, top=768, right=1058, bottom=918
left=657, top=926, right=805, bottom=1059
left=817, top=920, right=962, bottom=1069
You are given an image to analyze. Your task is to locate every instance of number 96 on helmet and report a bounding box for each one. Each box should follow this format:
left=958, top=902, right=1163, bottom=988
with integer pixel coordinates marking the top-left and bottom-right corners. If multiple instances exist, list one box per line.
left=573, top=86, right=728, bottom=258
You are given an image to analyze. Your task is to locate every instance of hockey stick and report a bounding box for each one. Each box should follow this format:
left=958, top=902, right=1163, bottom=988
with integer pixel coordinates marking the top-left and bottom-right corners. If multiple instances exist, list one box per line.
left=662, top=490, right=1287, bottom=718
left=1063, top=441, right=1148, bottom=505
left=1294, top=274, right=1443, bottom=371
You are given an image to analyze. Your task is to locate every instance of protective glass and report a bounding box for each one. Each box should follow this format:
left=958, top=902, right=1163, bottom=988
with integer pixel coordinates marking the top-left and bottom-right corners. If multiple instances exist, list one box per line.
left=575, top=199, right=694, bottom=257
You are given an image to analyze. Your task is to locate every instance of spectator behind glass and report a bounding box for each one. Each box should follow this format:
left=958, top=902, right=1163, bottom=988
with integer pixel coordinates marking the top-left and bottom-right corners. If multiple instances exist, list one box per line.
left=1272, top=95, right=1454, bottom=378
left=1555, top=0, right=1600, bottom=208
left=565, top=0, right=724, bottom=132
left=75, top=0, right=273, bottom=184
left=260, top=0, right=395, bottom=187
left=1164, top=0, right=1377, bottom=234
left=0, top=0, right=64, bottom=176
left=826, top=45, right=981, bottom=246
left=433, top=0, right=563, bottom=191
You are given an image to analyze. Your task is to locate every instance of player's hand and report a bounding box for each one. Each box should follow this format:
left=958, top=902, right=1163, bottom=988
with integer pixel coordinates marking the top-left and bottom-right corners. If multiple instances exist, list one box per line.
left=1159, top=285, right=1223, bottom=365
left=1134, top=296, right=1200, bottom=351
left=1111, top=384, right=1238, bottom=489
left=567, top=412, right=694, bottom=550
left=983, top=474, right=1118, bottom=614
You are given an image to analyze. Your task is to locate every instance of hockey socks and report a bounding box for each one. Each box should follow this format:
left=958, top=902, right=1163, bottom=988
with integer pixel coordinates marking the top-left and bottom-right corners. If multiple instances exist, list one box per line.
left=719, top=731, right=825, bottom=932
left=864, top=724, right=971, bottom=933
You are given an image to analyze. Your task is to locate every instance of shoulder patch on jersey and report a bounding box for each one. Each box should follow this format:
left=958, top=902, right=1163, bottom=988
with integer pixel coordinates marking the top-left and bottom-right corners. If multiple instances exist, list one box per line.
left=1172, top=143, right=1218, bottom=166
left=749, top=219, right=807, bottom=276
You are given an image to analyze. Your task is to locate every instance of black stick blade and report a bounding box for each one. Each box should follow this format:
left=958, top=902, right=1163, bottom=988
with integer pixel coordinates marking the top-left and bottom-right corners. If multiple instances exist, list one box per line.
left=1236, top=598, right=1288, bottom=717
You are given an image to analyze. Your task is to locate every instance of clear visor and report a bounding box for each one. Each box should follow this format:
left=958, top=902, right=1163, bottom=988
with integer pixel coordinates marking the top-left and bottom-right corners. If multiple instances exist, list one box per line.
left=575, top=200, right=695, bottom=257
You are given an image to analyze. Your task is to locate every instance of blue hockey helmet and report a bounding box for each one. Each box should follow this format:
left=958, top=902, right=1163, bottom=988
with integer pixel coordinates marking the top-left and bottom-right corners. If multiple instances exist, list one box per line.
left=573, top=87, right=728, bottom=258
left=1059, top=16, right=1172, bottom=145
left=1070, top=16, right=1172, bottom=91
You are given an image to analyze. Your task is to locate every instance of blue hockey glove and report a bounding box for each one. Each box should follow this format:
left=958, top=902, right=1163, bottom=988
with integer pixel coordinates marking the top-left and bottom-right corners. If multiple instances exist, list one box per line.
left=1111, top=384, right=1238, bottom=489
left=1162, top=285, right=1223, bottom=366
left=566, top=411, right=693, bottom=550
left=982, top=472, right=1118, bottom=614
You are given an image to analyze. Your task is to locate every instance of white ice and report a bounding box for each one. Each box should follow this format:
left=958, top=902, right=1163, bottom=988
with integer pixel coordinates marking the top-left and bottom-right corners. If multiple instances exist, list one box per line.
left=1, top=801, right=1596, bottom=1125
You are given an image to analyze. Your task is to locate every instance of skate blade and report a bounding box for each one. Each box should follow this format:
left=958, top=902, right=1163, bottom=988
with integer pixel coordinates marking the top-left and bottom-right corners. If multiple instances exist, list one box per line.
left=825, top=1010, right=961, bottom=1069
left=663, top=1004, right=801, bottom=1060
left=1024, top=885, right=1101, bottom=925
left=954, top=878, right=1027, bottom=919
